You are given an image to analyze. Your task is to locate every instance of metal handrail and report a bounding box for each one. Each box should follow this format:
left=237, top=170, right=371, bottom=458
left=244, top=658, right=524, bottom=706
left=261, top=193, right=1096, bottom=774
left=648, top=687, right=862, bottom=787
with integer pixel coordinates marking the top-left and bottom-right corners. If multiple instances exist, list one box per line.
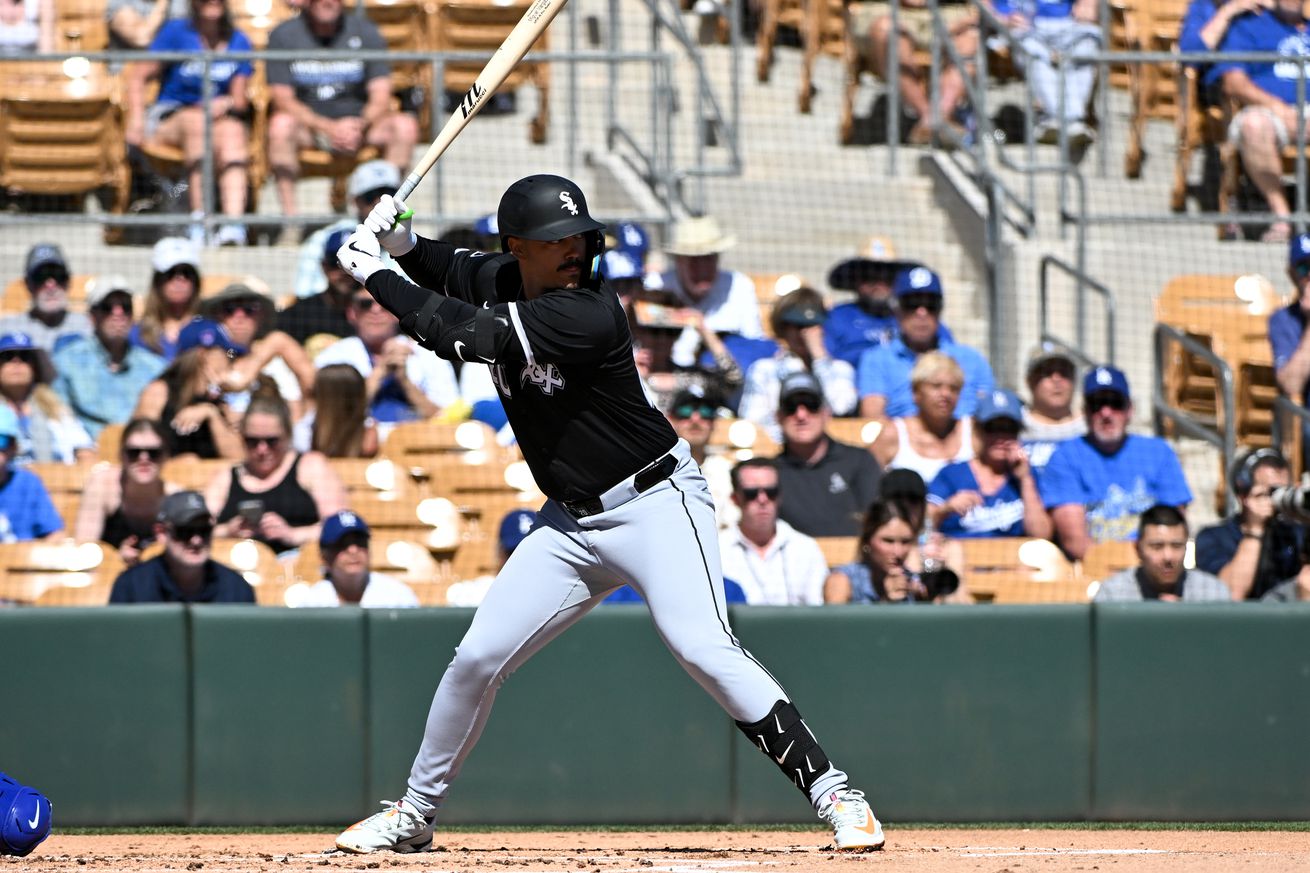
left=1039, top=254, right=1116, bottom=364
left=1153, top=323, right=1238, bottom=513
left=1271, top=396, right=1310, bottom=478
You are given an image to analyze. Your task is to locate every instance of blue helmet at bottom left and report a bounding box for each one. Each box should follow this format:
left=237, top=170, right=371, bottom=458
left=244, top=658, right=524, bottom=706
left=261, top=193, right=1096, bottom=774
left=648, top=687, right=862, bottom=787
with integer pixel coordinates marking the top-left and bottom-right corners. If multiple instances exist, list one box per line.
left=1, top=772, right=52, bottom=857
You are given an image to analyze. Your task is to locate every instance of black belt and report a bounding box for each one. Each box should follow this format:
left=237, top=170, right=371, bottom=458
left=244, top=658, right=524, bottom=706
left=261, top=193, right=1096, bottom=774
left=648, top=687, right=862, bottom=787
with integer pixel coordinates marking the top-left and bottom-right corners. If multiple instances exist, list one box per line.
left=561, top=453, right=678, bottom=520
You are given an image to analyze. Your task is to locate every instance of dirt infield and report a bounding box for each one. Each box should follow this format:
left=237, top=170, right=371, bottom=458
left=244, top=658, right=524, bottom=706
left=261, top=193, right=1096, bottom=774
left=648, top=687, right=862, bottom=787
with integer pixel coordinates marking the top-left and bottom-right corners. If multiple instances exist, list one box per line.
left=6, top=829, right=1307, bottom=873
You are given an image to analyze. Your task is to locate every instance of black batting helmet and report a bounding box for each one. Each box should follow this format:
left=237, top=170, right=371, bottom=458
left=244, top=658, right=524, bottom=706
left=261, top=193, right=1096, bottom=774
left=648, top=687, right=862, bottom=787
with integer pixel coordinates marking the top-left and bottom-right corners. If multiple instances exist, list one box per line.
left=497, top=174, right=606, bottom=250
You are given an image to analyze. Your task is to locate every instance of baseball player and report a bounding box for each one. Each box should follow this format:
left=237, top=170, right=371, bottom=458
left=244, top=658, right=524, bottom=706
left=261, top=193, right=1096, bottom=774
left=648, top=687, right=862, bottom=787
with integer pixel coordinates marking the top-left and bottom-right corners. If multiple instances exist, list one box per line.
left=332, top=175, right=884, bottom=854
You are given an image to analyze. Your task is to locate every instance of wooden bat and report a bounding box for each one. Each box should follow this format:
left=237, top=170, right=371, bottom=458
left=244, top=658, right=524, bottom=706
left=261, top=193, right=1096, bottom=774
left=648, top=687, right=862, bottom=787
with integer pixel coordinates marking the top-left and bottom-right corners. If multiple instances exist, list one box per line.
left=393, top=0, right=569, bottom=208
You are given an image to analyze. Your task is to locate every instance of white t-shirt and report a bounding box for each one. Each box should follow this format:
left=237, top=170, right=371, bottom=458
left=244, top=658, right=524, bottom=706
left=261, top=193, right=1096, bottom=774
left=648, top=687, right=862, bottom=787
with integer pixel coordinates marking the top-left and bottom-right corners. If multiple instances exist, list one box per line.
left=283, top=572, right=420, bottom=608
left=718, top=519, right=828, bottom=605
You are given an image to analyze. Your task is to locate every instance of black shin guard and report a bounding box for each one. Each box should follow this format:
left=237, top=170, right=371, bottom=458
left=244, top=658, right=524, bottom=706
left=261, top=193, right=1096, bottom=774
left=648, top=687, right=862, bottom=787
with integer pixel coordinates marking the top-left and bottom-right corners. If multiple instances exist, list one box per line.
left=735, top=700, right=831, bottom=794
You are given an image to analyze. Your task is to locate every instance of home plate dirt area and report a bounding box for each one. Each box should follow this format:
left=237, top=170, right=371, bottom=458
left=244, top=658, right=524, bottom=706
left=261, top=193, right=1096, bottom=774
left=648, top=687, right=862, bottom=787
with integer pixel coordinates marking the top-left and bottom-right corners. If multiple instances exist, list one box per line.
left=6, top=828, right=1307, bottom=873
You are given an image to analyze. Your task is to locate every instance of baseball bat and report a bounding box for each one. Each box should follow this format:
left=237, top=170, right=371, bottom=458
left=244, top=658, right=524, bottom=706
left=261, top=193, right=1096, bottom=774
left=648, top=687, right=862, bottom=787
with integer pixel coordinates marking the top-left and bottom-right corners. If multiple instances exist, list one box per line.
left=393, top=0, right=570, bottom=209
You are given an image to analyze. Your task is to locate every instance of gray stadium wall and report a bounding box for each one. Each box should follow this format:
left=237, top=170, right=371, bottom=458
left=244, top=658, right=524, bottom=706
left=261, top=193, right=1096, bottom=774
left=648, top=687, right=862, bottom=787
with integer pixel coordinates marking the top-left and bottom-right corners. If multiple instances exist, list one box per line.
left=1, top=605, right=1308, bottom=826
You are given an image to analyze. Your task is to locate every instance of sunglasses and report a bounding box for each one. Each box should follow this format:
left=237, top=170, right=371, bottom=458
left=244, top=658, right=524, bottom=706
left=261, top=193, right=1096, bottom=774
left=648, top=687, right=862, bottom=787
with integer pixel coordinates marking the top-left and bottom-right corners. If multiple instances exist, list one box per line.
left=780, top=397, right=821, bottom=417
left=981, top=421, right=1022, bottom=437
left=1295, top=262, right=1310, bottom=280
left=738, top=486, right=780, bottom=502
left=0, top=350, right=31, bottom=364
left=170, top=524, right=213, bottom=542
left=220, top=300, right=263, bottom=318
left=243, top=434, right=283, bottom=450
left=352, top=296, right=382, bottom=313
left=123, top=445, right=165, bottom=462
left=329, top=534, right=371, bottom=551
left=1032, top=362, right=1074, bottom=381
left=93, top=297, right=134, bottom=316
left=163, top=265, right=199, bottom=282
left=31, top=269, right=69, bottom=287
left=672, top=403, right=717, bottom=420
left=898, top=294, right=942, bottom=314
left=1087, top=393, right=1128, bottom=412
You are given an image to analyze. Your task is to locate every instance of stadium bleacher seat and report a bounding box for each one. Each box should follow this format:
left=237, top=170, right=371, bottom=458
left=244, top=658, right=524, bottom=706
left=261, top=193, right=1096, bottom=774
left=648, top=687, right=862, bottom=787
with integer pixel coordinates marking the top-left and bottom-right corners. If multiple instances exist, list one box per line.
left=957, top=537, right=1085, bottom=603
left=0, top=539, right=124, bottom=606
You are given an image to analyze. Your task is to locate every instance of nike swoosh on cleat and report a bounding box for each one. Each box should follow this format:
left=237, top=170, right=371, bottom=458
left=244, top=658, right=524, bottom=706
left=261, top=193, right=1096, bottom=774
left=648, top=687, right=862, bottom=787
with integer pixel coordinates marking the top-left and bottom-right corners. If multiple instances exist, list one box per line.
left=856, top=811, right=878, bottom=835
left=27, top=807, right=39, bottom=828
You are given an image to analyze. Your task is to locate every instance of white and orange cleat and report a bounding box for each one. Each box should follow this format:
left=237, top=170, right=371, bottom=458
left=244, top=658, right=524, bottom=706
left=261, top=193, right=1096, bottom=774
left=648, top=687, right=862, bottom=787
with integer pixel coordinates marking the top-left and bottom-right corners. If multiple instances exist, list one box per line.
left=335, top=799, right=434, bottom=854
left=817, top=788, right=885, bottom=852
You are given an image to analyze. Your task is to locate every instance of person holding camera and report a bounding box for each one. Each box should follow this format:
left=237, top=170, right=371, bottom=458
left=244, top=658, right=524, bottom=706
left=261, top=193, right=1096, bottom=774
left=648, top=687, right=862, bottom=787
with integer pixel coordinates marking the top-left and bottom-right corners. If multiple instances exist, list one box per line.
left=824, top=498, right=969, bottom=604
left=1195, top=448, right=1306, bottom=600
left=1093, top=505, right=1231, bottom=602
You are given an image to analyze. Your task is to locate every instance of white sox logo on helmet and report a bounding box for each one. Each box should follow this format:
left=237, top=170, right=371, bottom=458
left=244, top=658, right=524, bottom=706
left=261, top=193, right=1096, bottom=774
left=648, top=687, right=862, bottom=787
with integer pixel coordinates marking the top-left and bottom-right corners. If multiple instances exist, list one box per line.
left=559, top=192, right=579, bottom=216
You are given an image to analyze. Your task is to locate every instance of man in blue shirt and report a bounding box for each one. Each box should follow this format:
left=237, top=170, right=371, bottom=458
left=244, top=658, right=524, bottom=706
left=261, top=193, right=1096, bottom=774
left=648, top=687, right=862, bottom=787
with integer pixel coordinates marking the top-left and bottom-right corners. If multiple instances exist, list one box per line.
left=856, top=266, right=994, bottom=420
left=53, top=277, right=166, bottom=440
left=0, top=406, right=63, bottom=543
left=1270, top=233, right=1310, bottom=406
left=1040, top=365, right=1193, bottom=559
left=108, top=491, right=255, bottom=604
left=1213, top=0, right=1310, bottom=241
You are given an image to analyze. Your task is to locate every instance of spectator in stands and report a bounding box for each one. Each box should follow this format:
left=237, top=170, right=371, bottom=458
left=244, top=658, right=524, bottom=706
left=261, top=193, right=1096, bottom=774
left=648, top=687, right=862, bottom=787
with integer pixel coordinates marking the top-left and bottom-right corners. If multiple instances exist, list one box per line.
left=1213, top=0, right=1310, bottom=242
left=0, top=333, right=94, bottom=465
left=1196, top=448, right=1304, bottom=599
left=444, top=508, right=537, bottom=607
left=927, top=388, right=1052, bottom=538
left=870, top=351, right=974, bottom=484
left=666, top=385, right=735, bottom=531
left=108, top=0, right=185, bottom=52
left=313, top=286, right=460, bottom=429
left=860, top=0, right=977, bottom=145
left=1093, top=504, right=1231, bottom=601
left=75, top=418, right=177, bottom=566
left=824, top=237, right=941, bottom=370
left=280, top=228, right=358, bottom=344
left=738, top=288, right=857, bottom=442
left=108, top=489, right=255, bottom=603
left=601, top=221, right=651, bottom=307
left=292, top=363, right=379, bottom=458
left=1179, top=0, right=1268, bottom=86
left=0, top=0, right=54, bottom=54
left=52, top=277, right=167, bottom=441
left=631, top=301, right=747, bottom=413
left=131, top=237, right=203, bottom=361
left=0, top=405, right=62, bottom=542
left=824, top=498, right=969, bottom=604
left=265, top=0, right=419, bottom=220
left=284, top=510, right=419, bottom=607
left=772, top=372, right=882, bottom=537
left=1263, top=568, right=1310, bottom=599
left=1020, top=343, right=1084, bottom=474
left=201, top=281, right=314, bottom=420
left=992, top=0, right=1102, bottom=148
left=1270, top=233, right=1310, bottom=407
left=857, top=266, right=994, bottom=420
left=644, top=216, right=765, bottom=370
left=205, top=393, right=346, bottom=555
left=1042, top=365, right=1193, bottom=559
left=0, top=244, right=90, bottom=353
left=133, top=319, right=246, bottom=460
left=294, top=162, right=409, bottom=297
left=719, top=457, right=829, bottom=605
left=124, top=0, right=253, bottom=246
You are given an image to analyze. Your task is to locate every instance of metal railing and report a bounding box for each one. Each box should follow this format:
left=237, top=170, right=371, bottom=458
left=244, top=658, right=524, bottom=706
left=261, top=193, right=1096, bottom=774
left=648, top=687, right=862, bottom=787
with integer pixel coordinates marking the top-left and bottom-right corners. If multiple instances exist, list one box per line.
left=1039, top=253, right=1115, bottom=366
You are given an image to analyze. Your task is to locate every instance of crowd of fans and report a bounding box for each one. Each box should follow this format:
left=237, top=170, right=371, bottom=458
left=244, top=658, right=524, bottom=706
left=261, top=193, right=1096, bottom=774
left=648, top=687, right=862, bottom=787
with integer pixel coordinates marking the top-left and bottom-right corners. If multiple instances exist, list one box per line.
left=0, top=190, right=1306, bottom=608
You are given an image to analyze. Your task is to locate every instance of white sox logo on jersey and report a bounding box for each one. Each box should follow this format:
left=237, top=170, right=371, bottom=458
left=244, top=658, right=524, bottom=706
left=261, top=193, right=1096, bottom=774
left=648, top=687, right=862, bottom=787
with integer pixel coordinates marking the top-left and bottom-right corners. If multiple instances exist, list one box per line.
left=559, top=192, right=578, bottom=215
left=521, top=362, right=565, bottom=395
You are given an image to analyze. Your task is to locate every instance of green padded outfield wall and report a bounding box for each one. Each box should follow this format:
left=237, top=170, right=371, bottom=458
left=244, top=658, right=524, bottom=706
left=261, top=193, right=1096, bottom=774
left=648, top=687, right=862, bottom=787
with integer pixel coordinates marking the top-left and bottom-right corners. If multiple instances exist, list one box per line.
left=1093, top=603, right=1310, bottom=820
left=3, top=605, right=1310, bottom=825
left=0, top=607, right=189, bottom=825
left=729, top=606, right=1094, bottom=822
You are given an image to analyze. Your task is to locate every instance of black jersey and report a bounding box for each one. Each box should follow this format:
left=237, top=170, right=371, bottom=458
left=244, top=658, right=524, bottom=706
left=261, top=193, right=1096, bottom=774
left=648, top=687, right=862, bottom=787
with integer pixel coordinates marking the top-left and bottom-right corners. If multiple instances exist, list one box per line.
left=375, top=238, right=678, bottom=502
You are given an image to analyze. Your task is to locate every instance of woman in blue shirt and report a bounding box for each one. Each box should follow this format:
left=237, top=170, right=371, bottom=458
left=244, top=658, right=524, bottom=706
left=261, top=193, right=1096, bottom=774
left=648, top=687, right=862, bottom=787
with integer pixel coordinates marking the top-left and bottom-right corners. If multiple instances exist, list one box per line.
left=123, top=0, right=253, bottom=246
left=927, top=389, right=1052, bottom=539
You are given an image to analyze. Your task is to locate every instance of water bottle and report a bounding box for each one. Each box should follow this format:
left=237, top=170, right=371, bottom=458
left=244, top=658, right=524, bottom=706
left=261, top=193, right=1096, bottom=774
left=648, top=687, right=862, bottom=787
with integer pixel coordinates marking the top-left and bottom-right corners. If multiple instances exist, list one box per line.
left=919, top=515, right=942, bottom=576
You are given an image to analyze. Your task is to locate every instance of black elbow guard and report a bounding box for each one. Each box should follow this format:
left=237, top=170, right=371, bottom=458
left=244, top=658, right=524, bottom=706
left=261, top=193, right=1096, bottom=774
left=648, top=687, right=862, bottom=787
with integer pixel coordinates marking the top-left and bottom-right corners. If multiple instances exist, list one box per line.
left=399, top=294, right=446, bottom=350
left=401, top=298, right=512, bottom=364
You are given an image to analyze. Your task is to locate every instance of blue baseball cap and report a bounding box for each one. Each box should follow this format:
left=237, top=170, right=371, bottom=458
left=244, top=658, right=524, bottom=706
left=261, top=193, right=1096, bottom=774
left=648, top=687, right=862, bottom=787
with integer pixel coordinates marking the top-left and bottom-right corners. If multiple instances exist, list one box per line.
left=602, top=249, right=643, bottom=281
left=324, top=228, right=352, bottom=263
left=1290, top=233, right=1310, bottom=267
left=176, top=318, right=247, bottom=357
left=474, top=213, right=499, bottom=236
left=892, top=265, right=943, bottom=297
left=0, top=333, right=54, bottom=383
left=320, top=510, right=370, bottom=547
left=498, top=509, right=537, bottom=553
left=1083, top=364, right=1130, bottom=400
left=974, top=388, right=1024, bottom=425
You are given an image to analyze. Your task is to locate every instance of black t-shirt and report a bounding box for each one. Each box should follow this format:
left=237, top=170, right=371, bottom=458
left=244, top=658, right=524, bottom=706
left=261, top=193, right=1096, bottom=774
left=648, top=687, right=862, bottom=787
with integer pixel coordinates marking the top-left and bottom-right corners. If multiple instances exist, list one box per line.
left=108, top=556, right=255, bottom=604
left=266, top=14, right=389, bottom=120
left=387, top=240, right=678, bottom=502
left=774, top=438, right=883, bottom=537
left=275, top=293, right=352, bottom=344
